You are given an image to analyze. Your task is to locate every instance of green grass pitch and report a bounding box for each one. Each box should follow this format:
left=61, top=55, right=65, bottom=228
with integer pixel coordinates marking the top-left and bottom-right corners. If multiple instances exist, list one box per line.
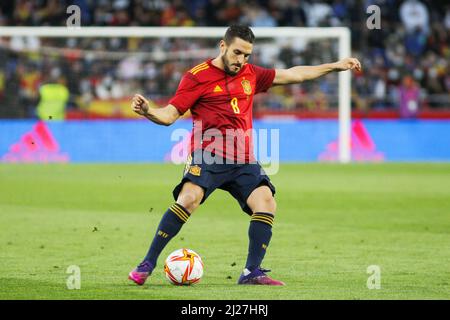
left=0, top=163, right=449, bottom=300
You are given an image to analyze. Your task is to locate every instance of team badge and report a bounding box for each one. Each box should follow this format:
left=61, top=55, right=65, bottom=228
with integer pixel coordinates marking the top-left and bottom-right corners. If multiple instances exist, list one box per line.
left=189, top=165, right=202, bottom=176
left=241, top=79, right=252, bottom=95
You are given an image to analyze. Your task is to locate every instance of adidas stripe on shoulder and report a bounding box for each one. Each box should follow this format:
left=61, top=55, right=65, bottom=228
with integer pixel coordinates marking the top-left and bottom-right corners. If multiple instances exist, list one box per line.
left=189, top=62, right=209, bottom=76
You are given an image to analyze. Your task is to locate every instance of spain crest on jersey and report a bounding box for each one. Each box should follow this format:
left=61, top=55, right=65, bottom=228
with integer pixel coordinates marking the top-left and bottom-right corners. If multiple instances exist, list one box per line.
left=189, top=165, right=202, bottom=176
left=241, top=79, right=252, bottom=95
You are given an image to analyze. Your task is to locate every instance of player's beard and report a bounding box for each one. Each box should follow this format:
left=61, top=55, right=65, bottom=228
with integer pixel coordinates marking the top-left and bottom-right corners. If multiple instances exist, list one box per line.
left=222, top=50, right=241, bottom=76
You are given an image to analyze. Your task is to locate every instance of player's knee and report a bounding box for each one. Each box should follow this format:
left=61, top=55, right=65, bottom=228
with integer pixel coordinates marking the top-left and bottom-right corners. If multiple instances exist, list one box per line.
left=253, top=194, right=276, bottom=215
left=177, top=193, right=198, bottom=213
left=177, top=192, right=201, bottom=213
left=177, top=183, right=204, bottom=213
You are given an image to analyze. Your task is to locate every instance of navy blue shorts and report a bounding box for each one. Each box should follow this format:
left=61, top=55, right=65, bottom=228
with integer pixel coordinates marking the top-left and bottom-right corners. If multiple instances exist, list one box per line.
left=172, top=151, right=276, bottom=215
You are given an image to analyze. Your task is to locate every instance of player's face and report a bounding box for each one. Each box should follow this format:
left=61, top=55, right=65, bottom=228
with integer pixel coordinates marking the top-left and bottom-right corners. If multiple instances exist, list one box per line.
left=221, top=37, right=253, bottom=76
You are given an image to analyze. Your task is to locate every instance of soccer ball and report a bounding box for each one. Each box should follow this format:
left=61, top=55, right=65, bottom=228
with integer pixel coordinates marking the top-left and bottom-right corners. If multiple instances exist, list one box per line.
left=164, top=248, right=204, bottom=285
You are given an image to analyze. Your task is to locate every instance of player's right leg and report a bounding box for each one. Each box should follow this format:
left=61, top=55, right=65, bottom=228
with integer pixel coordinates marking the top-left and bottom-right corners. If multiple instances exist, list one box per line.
left=128, top=182, right=204, bottom=285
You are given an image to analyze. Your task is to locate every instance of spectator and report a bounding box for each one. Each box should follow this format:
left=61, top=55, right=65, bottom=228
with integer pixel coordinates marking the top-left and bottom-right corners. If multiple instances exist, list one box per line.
left=19, top=62, right=41, bottom=117
left=400, top=0, right=430, bottom=34
left=304, top=1, right=333, bottom=27
left=36, top=69, right=70, bottom=121
left=241, top=3, right=277, bottom=27
left=221, top=0, right=242, bottom=25
left=398, top=75, right=420, bottom=118
left=273, top=0, right=307, bottom=26
left=404, top=26, right=427, bottom=57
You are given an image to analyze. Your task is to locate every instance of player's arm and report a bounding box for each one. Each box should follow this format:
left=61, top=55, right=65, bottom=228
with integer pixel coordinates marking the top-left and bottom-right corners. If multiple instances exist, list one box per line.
left=272, top=57, right=361, bottom=85
left=131, top=94, right=180, bottom=126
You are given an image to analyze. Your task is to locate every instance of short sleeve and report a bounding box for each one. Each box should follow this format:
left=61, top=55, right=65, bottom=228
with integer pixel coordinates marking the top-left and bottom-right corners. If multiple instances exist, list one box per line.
left=169, top=73, right=203, bottom=115
left=253, top=65, right=275, bottom=94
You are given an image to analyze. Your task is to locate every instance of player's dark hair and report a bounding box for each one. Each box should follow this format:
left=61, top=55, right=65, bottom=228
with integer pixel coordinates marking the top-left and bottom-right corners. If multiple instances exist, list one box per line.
left=224, top=25, right=255, bottom=45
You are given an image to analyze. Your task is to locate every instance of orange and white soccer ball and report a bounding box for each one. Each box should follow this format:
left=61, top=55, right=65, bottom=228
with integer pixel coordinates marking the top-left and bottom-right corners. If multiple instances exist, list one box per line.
left=164, top=248, right=204, bottom=285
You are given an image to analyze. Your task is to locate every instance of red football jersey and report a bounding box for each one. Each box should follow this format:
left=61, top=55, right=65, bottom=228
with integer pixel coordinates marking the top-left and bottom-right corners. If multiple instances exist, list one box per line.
left=169, top=59, right=275, bottom=163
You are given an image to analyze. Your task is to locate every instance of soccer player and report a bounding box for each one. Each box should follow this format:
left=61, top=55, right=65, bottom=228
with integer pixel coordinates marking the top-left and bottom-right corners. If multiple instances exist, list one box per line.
left=129, top=25, right=361, bottom=286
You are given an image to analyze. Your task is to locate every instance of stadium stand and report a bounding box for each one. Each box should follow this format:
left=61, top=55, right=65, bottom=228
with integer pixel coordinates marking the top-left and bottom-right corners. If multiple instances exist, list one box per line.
left=0, top=0, right=448, bottom=119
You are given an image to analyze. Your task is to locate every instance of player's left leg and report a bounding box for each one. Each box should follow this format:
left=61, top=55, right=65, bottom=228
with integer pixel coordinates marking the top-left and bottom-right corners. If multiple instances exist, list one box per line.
left=223, top=162, right=284, bottom=286
left=245, top=185, right=277, bottom=271
left=237, top=185, right=284, bottom=285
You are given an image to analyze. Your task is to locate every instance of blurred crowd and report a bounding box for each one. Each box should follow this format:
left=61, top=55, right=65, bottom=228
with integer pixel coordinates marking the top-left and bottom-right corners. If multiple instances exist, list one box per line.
left=0, top=0, right=449, bottom=119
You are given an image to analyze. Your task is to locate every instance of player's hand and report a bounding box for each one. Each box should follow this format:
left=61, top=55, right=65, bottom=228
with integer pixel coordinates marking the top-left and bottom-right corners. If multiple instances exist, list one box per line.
left=131, top=94, right=150, bottom=116
left=334, top=58, right=362, bottom=72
